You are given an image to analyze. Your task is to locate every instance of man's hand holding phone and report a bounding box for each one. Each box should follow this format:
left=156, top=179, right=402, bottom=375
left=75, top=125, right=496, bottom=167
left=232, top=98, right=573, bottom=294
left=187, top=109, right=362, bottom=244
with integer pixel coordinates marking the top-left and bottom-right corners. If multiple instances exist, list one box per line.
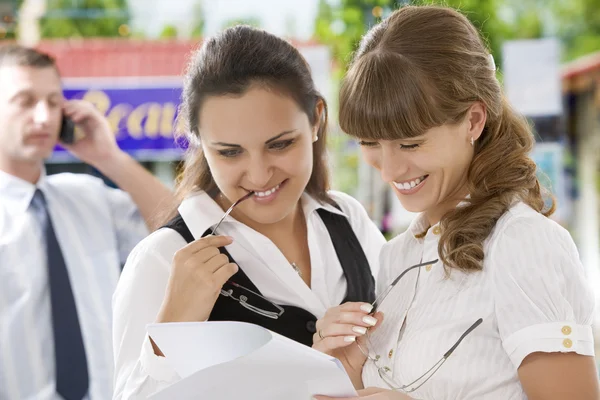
left=60, top=100, right=122, bottom=168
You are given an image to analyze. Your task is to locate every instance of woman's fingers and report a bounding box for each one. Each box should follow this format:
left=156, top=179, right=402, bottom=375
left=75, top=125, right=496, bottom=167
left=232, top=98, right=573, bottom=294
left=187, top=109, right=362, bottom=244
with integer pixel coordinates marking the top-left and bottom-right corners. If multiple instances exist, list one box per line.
left=316, top=322, right=368, bottom=340
left=213, top=262, right=239, bottom=286
left=312, top=334, right=359, bottom=353
left=314, top=311, right=384, bottom=342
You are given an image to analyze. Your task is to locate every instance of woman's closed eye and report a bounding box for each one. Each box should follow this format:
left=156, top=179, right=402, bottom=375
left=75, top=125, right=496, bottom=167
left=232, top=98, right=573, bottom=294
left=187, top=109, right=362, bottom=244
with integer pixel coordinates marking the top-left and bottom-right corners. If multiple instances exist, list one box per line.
left=358, top=140, right=419, bottom=150
left=359, top=140, right=379, bottom=147
left=399, top=143, right=420, bottom=150
left=217, top=148, right=243, bottom=158
left=268, top=139, right=295, bottom=151
left=216, top=139, right=296, bottom=158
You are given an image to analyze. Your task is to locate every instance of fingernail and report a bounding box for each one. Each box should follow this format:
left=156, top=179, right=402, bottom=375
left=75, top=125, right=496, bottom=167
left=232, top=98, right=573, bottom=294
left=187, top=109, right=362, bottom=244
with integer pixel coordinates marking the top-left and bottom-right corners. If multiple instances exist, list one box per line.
left=226, top=236, right=234, bottom=240
left=344, top=336, right=356, bottom=342
left=360, top=303, right=373, bottom=313
left=352, top=326, right=367, bottom=335
left=363, top=316, right=377, bottom=326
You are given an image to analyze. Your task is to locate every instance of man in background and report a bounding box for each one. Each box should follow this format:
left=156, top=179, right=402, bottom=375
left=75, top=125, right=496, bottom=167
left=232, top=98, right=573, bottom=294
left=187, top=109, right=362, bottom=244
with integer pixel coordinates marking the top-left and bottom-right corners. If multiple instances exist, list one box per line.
left=0, top=45, right=174, bottom=400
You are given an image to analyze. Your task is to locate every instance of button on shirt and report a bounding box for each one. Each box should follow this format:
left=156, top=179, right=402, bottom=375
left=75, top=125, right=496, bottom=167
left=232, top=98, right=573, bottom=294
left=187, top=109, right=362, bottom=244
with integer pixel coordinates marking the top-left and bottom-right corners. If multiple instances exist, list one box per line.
left=363, top=202, right=596, bottom=399
left=112, top=190, right=386, bottom=400
left=0, top=169, right=147, bottom=400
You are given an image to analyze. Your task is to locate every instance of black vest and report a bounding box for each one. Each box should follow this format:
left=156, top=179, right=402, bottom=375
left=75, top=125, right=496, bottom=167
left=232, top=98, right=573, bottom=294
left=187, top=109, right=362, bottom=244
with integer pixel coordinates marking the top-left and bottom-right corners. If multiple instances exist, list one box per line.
left=163, top=207, right=375, bottom=347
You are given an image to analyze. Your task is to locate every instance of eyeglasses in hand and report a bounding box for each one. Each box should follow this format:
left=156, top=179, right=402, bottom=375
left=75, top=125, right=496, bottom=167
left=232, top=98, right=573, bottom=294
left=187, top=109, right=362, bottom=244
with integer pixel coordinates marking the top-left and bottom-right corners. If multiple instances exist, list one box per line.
left=357, top=260, right=483, bottom=393
left=211, top=191, right=285, bottom=320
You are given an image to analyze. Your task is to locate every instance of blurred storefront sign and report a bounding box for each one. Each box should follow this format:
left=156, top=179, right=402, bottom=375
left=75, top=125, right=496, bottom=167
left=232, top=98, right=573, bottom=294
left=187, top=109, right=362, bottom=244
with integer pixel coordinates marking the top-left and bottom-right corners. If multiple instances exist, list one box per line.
left=51, top=82, right=186, bottom=162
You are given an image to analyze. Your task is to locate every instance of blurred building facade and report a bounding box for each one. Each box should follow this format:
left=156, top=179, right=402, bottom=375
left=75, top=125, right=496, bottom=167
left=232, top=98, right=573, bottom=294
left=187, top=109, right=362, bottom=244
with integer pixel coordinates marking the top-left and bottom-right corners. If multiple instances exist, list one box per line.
left=562, top=51, right=600, bottom=307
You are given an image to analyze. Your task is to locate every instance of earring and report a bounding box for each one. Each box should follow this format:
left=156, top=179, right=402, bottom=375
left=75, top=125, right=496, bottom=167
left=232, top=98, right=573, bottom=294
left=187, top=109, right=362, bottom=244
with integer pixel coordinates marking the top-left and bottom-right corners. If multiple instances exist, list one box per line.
left=313, top=135, right=319, bottom=142
left=470, top=137, right=474, bottom=146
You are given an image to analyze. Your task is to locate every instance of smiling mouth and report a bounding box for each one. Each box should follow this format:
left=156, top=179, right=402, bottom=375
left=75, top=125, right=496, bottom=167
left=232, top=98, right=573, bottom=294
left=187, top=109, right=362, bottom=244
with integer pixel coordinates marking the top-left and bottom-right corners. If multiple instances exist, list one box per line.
left=246, top=179, right=287, bottom=198
left=393, top=175, right=429, bottom=190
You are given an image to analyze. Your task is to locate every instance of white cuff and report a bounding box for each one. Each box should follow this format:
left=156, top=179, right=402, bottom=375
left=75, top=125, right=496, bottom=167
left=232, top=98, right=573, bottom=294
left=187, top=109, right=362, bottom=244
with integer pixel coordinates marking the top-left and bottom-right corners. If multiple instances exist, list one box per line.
left=502, top=322, right=594, bottom=368
left=140, top=334, right=181, bottom=383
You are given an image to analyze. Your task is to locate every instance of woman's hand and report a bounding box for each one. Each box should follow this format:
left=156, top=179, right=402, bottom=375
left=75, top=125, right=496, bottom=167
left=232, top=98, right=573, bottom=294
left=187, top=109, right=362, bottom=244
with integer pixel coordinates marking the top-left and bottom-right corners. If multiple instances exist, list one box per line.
left=156, top=235, right=238, bottom=324
left=314, top=387, right=413, bottom=399
left=312, top=302, right=384, bottom=388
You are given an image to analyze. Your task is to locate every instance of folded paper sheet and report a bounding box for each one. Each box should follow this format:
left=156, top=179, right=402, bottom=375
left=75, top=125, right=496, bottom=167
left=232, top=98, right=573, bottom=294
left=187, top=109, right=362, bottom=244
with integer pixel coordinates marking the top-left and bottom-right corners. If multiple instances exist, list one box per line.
left=147, top=321, right=358, bottom=400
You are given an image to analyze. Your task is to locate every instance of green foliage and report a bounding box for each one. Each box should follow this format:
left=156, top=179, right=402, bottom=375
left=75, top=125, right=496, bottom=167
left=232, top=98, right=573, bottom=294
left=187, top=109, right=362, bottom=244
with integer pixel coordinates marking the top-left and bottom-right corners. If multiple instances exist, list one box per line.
left=314, top=0, right=517, bottom=73
left=554, top=0, right=600, bottom=60
left=314, top=0, right=395, bottom=73
left=0, top=0, right=22, bottom=40
left=40, top=0, right=131, bottom=38
left=190, top=0, right=205, bottom=38
left=221, top=16, right=262, bottom=30
left=159, top=24, right=177, bottom=39
left=314, top=0, right=600, bottom=72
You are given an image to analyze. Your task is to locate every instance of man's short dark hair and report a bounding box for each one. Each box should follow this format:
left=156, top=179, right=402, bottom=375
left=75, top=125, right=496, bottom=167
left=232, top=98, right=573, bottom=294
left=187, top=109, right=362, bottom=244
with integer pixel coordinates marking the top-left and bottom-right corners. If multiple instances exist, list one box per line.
left=0, top=44, right=57, bottom=70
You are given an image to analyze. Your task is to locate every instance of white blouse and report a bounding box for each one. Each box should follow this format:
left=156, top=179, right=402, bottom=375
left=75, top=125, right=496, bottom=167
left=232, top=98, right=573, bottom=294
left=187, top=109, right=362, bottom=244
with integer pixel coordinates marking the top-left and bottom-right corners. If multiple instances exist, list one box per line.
left=112, top=190, right=386, bottom=400
left=362, top=202, right=596, bottom=399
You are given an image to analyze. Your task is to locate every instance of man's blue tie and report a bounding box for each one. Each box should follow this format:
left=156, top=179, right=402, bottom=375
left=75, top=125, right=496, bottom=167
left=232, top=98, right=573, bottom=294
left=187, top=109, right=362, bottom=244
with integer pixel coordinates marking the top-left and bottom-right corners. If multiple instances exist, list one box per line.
left=30, top=189, right=89, bottom=400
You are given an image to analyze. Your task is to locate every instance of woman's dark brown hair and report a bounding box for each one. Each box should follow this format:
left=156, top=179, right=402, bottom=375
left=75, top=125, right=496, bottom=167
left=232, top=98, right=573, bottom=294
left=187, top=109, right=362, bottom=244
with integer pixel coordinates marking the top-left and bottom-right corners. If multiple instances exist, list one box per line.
left=162, top=25, right=331, bottom=224
left=339, top=5, right=554, bottom=272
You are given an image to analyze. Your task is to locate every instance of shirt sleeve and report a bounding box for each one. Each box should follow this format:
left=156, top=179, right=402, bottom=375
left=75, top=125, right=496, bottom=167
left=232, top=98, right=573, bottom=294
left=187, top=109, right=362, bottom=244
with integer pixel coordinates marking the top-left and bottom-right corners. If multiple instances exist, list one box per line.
left=112, top=229, right=185, bottom=399
left=489, top=213, right=596, bottom=368
left=329, top=191, right=387, bottom=284
left=103, top=186, right=148, bottom=264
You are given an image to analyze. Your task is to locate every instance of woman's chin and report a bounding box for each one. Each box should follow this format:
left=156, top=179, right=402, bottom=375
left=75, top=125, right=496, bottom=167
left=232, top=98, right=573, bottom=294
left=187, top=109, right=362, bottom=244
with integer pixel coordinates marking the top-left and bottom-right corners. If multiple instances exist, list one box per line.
left=395, top=196, right=430, bottom=214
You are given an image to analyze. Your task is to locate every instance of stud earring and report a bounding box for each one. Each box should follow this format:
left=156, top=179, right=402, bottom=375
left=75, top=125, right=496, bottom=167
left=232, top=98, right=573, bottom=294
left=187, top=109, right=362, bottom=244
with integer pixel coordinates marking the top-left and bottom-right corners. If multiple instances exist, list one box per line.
left=313, top=135, right=319, bottom=142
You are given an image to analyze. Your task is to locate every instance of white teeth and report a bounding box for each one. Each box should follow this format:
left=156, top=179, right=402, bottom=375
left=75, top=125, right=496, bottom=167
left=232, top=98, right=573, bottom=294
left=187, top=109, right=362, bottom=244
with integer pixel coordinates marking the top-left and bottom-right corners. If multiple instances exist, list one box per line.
left=393, top=175, right=427, bottom=191
left=255, top=184, right=280, bottom=197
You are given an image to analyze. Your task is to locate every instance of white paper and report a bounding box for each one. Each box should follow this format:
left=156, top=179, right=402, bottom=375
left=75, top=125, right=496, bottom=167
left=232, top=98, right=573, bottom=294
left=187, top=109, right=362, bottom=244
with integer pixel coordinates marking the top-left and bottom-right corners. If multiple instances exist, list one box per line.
left=147, top=321, right=358, bottom=400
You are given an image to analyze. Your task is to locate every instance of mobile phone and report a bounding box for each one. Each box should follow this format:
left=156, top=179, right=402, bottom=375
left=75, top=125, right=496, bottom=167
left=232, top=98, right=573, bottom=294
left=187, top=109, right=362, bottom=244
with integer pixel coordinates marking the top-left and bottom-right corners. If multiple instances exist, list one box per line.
left=59, top=115, right=76, bottom=144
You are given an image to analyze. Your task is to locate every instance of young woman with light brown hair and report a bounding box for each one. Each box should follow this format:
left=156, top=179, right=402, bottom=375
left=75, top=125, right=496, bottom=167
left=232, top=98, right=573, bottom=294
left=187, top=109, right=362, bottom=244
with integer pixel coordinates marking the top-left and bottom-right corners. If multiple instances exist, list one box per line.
left=313, top=5, right=599, bottom=400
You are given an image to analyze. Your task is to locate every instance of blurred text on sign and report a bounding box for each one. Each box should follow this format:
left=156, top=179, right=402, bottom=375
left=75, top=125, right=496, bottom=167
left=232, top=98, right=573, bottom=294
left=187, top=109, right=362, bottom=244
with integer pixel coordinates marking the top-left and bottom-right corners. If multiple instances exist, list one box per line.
left=51, top=84, right=186, bottom=162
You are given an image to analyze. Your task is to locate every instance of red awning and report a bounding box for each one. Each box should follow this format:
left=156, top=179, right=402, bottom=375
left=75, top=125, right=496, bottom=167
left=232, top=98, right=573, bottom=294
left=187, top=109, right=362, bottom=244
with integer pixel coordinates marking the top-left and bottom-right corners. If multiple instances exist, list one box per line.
left=34, top=38, right=321, bottom=78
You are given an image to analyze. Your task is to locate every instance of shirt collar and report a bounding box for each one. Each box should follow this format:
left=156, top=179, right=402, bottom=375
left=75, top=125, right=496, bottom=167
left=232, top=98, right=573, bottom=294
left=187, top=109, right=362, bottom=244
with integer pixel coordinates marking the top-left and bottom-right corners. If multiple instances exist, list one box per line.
left=408, top=212, right=432, bottom=239
left=0, top=168, right=47, bottom=213
left=300, top=192, right=347, bottom=218
left=178, top=191, right=347, bottom=240
left=177, top=191, right=225, bottom=239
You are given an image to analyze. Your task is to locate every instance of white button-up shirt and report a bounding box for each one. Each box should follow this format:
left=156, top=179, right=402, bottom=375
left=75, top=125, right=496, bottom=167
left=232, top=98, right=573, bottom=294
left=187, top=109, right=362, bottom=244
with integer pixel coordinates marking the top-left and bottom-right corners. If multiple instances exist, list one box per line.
left=0, top=169, right=147, bottom=400
left=112, top=190, right=386, bottom=399
left=362, top=202, right=596, bottom=399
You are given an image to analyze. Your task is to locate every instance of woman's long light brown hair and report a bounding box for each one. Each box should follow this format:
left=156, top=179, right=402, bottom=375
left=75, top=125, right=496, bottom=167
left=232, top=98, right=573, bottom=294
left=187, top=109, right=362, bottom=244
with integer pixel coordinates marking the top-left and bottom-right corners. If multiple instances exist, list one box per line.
left=339, top=5, right=554, bottom=272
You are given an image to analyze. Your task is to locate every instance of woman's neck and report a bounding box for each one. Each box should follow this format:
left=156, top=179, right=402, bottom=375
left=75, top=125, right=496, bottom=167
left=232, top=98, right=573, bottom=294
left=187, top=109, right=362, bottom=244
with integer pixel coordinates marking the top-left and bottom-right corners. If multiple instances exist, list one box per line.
left=424, top=184, right=470, bottom=227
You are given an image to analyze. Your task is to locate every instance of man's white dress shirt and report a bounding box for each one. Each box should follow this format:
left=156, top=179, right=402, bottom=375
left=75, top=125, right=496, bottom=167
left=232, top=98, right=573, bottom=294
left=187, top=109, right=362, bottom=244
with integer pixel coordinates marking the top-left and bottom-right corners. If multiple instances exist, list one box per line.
left=0, top=169, right=147, bottom=400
